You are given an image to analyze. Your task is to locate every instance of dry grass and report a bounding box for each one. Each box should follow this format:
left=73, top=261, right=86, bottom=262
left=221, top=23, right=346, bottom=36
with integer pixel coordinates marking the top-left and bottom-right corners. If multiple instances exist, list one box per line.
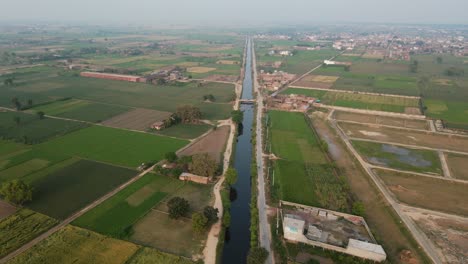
left=447, top=153, right=468, bottom=180
left=101, top=108, right=172, bottom=131
left=334, top=111, right=429, bottom=130
left=187, top=67, right=216, bottom=73
left=303, top=75, right=339, bottom=83
left=375, top=169, right=468, bottom=216
left=178, top=125, right=229, bottom=163
left=0, top=200, right=16, bottom=221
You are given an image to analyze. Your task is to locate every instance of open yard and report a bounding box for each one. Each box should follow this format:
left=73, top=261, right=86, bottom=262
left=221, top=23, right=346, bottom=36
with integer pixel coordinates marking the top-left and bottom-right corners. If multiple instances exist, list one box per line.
left=375, top=169, right=468, bottom=216
left=0, top=111, right=88, bottom=144
left=338, top=121, right=468, bottom=153
left=27, top=159, right=136, bottom=219
left=74, top=173, right=183, bottom=238
left=8, top=225, right=139, bottom=264
left=446, top=153, right=468, bottom=180
left=178, top=125, right=229, bottom=162
left=268, top=111, right=347, bottom=210
left=352, top=141, right=442, bottom=175
left=101, top=108, right=172, bottom=131
left=0, top=209, right=58, bottom=258
left=283, top=88, right=420, bottom=113
left=31, top=99, right=130, bottom=123
left=333, top=111, right=429, bottom=130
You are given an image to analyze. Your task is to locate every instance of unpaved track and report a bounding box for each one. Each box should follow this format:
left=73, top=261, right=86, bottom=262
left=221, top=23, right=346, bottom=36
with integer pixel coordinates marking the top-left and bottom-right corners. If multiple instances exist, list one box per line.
left=438, top=151, right=452, bottom=178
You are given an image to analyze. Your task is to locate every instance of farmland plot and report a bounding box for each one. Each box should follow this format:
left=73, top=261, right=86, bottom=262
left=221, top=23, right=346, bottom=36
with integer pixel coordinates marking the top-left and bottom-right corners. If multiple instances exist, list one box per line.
left=102, top=108, right=172, bottom=131
left=128, top=247, right=194, bottom=264
left=178, top=125, right=229, bottom=162
left=334, top=111, right=429, bottom=130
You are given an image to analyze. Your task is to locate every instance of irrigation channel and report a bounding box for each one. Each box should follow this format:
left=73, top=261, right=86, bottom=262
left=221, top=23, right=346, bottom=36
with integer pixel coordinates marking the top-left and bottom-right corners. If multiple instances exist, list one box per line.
left=221, top=38, right=254, bottom=264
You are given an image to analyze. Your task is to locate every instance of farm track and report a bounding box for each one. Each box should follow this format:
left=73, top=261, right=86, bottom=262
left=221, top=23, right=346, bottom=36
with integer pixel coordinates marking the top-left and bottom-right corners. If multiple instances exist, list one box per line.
left=317, top=104, right=425, bottom=119
left=288, top=85, right=421, bottom=99
left=0, top=165, right=157, bottom=264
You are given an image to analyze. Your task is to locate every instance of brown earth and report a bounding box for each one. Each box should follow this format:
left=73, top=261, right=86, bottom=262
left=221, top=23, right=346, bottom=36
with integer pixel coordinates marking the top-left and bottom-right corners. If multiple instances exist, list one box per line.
left=405, top=107, right=422, bottom=115
left=309, top=113, right=426, bottom=263
left=0, top=200, right=16, bottom=220
left=178, top=125, right=230, bottom=163
left=101, top=108, right=172, bottom=131
left=446, top=153, right=468, bottom=180
left=338, top=121, right=468, bottom=153
left=293, top=80, right=334, bottom=89
left=334, top=111, right=429, bottom=130
left=204, top=74, right=239, bottom=83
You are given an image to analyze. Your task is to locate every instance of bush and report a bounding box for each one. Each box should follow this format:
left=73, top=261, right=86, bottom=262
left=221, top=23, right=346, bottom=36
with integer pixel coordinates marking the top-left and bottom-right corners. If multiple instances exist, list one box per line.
left=247, top=247, right=268, bottom=264
left=167, top=197, right=190, bottom=219
left=192, top=212, right=208, bottom=234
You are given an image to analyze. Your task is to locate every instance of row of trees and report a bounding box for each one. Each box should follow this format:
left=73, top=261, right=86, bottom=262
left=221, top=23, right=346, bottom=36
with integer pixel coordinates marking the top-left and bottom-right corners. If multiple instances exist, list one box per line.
left=0, top=180, right=33, bottom=205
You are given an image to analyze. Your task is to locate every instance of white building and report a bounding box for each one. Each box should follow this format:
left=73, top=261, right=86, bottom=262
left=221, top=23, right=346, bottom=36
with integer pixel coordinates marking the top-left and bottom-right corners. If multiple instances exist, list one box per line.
left=283, top=214, right=305, bottom=241
left=347, top=239, right=387, bottom=262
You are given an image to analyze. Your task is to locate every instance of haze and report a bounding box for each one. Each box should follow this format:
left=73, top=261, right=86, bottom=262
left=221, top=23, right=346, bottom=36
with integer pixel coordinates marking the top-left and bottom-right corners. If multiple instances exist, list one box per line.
left=1, top=0, right=468, bottom=25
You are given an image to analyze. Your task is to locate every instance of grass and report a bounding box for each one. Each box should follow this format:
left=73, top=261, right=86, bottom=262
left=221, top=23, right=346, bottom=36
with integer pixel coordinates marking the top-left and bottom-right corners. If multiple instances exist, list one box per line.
left=127, top=247, right=194, bottom=264
left=74, top=173, right=182, bottom=238
left=423, top=99, right=468, bottom=129
left=352, top=141, right=442, bottom=175
left=0, top=111, right=88, bottom=144
left=283, top=88, right=420, bottom=113
left=0, top=208, right=58, bottom=258
left=8, top=225, right=139, bottom=264
left=27, top=159, right=136, bottom=219
left=376, top=169, right=468, bottom=216
left=446, top=153, right=468, bottom=181
left=268, top=111, right=347, bottom=210
left=156, top=123, right=212, bottom=139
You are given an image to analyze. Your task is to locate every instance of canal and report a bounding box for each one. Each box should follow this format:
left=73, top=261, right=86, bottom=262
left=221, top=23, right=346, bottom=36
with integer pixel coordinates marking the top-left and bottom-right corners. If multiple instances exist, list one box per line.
left=221, top=38, right=254, bottom=264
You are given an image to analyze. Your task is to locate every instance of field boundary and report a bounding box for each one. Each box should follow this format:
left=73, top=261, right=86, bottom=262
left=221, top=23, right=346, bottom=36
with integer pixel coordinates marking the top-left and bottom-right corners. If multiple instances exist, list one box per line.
left=289, top=85, right=421, bottom=99
left=316, top=104, right=425, bottom=119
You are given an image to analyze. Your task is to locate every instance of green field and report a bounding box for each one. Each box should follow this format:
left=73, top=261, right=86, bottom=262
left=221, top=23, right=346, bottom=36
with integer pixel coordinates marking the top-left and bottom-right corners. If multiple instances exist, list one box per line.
left=352, top=141, right=442, bottom=174
left=0, top=209, right=58, bottom=258
left=268, top=111, right=347, bottom=210
left=128, top=247, right=194, bottom=264
left=156, top=123, right=212, bottom=139
left=423, top=99, right=468, bottom=129
left=0, top=111, right=88, bottom=144
left=27, top=159, right=136, bottom=219
left=31, top=99, right=130, bottom=123
left=74, top=173, right=183, bottom=238
left=283, top=88, right=420, bottom=113
left=8, top=225, right=139, bottom=264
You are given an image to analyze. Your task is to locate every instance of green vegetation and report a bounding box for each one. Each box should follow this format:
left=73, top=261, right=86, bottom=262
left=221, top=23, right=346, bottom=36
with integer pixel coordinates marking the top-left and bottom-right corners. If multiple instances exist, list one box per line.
left=27, top=159, right=136, bottom=219
left=8, top=225, right=139, bottom=264
left=268, top=111, right=348, bottom=210
left=167, top=196, right=191, bottom=219
left=157, top=123, right=212, bottom=139
left=352, top=141, right=442, bottom=174
left=127, top=247, right=194, bottom=264
left=0, top=111, right=87, bottom=144
left=189, top=153, right=218, bottom=178
left=0, top=209, right=58, bottom=258
left=423, top=99, right=468, bottom=129
left=0, top=179, right=33, bottom=205
left=74, top=173, right=181, bottom=238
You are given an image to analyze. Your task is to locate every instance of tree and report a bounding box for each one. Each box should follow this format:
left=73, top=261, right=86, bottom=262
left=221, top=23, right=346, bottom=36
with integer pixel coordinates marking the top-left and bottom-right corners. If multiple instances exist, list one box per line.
left=352, top=202, right=365, bottom=216
left=189, top=153, right=217, bottom=178
left=247, top=247, right=269, bottom=264
left=203, top=94, right=215, bottom=102
left=0, top=180, right=33, bottom=205
left=167, top=197, right=190, bottom=219
left=27, top=99, right=33, bottom=107
left=225, top=167, right=238, bottom=186
left=3, top=78, right=14, bottom=86
left=165, top=151, right=178, bottom=163
left=192, top=212, right=208, bottom=234
left=203, top=206, right=219, bottom=225
left=436, top=56, right=443, bottom=64
left=11, top=97, right=21, bottom=111
left=231, top=110, right=244, bottom=123
left=176, top=105, right=202, bottom=124
left=409, top=60, right=419, bottom=73
left=13, top=116, right=21, bottom=126
left=37, top=111, right=45, bottom=120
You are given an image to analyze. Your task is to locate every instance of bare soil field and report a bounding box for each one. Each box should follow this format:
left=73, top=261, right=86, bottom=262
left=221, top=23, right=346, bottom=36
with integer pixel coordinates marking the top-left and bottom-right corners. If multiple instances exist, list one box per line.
left=178, top=125, right=230, bottom=163
left=446, top=153, right=468, bottom=180
left=101, top=108, right=172, bottom=131
left=338, top=122, right=468, bottom=153
left=204, top=74, right=239, bottom=83
left=187, top=67, right=216, bottom=73
left=294, top=75, right=339, bottom=88
left=404, top=107, right=422, bottom=115
left=334, top=111, right=429, bottom=130
left=375, top=169, right=468, bottom=216
left=0, top=200, right=16, bottom=220
left=404, top=208, right=468, bottom=264
left=308, top=112, right=427, bottom=263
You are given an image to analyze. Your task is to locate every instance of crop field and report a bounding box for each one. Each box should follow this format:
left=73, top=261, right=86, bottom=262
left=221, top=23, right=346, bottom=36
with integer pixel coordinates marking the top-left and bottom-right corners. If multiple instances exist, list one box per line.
left=0, top=111, right=88, bottom=144
left=294, top=74, right=339, bottom=88
left=283, top=88, right=420, bottom=113
left=128, top=247, right=194, bottom=264
left=0, top=209, right=58, bottom=258
left=178, top=125, right=229, bottom=162
left=156, top=123, right=212, bottom=140
left=352, top=141, right=442, bottom=174
left=155, top=182, right=214, bottom=213
left=101, top=108, right=172, bottom=131
left=8, top=225, right=139, bottom=264
left=423, top=99, right=468, bottom=129
left=333, top=111, right=429, bottom=130
left=268, top=111, right=347, bottom=210
left=1, top=74, right=236, bottom=120
left=31, top=99, right=130, bottom=123
left=446, top=153, right=468, bottom=180
left=27, top=159, right=136, bottom=219
left=0, top=200, right=16, bottom=220
left=187, top=66, right=216, bottom=73
left=338, top=121, right=468, bottom=153
left=375, top=169, right=468, bottom=216
left=74, top=173, right=182, bottom=238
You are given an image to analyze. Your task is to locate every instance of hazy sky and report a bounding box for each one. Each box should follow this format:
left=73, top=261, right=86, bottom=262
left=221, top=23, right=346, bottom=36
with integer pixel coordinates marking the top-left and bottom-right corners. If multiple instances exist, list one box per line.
left=1, top=0, right=467, bottom=25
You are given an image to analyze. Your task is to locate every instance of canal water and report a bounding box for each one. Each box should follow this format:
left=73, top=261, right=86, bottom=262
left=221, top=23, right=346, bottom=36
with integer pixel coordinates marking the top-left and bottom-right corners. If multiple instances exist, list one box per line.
left=221, top=38, right=253, bottom=264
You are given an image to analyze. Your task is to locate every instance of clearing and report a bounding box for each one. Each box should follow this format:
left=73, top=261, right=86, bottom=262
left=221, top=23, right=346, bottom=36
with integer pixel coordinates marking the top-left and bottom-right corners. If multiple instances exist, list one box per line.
left=178, top=125, right=230, bottom=162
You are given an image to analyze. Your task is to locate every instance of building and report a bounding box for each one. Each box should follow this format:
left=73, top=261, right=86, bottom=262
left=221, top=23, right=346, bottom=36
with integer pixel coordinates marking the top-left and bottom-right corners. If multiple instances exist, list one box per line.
left=347, top=239, right=387, bottom=262
left=283, top=214, right=306, bottom=241
left=151, top=121, right=165, bottom=131
left=80, top=72, right=142, bottom=82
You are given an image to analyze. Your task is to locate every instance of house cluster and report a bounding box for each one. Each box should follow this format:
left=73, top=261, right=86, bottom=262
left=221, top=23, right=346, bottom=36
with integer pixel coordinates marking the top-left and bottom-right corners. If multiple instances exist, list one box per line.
left=259, top=71, right=296, bottom=91
left=143, top=66, right=186, bottom=84
left=267, top=94, right=317, bottom=111
left=268, top=50, right=293, bottom=56
left=282, top=202, right=386, bottom=262
left=332, top=40, right=355, bottom=51
left=323, top=60, right=352, bottom=67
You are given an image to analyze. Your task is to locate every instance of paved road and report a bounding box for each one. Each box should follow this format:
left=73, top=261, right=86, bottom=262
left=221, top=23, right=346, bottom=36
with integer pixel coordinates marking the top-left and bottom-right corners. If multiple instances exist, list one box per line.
left=252, top=39, right=274, bottom=264
left=0, top=165, right=157, bottom=264
left=330, top=118, right=442, bottom=264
